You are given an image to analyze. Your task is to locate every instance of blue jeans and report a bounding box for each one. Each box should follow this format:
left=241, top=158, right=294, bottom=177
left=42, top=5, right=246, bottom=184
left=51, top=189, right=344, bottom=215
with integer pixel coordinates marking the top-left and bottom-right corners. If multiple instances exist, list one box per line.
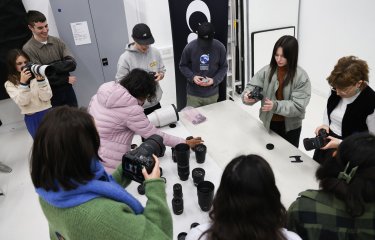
left=24, top=108, right=50, bottom=138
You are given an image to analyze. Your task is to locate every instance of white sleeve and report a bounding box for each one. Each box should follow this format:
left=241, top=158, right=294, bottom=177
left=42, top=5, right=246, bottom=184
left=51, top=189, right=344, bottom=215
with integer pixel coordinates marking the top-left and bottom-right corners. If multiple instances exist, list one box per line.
left=367, top=111, right=375, bottom=134
left=323, top=107, right=329, bottom=126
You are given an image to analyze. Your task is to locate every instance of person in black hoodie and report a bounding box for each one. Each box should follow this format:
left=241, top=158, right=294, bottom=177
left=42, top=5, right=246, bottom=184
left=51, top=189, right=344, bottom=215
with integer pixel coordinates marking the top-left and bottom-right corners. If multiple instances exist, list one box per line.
left=313, top=56, right=375, bottom=163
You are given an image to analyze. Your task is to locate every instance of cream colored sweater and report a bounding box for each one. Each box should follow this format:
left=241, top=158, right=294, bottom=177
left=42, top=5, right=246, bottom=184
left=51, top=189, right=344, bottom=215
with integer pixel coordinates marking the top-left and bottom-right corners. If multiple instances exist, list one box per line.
left=5, top=78, right=52, bottom=115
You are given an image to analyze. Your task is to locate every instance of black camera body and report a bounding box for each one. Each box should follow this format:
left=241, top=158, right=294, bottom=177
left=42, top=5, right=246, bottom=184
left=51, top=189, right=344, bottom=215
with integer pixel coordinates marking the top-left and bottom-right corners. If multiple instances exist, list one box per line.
left=122, top=134, right=166, bottom=183
left=149, top=71, right=157, bottom=79
left=21, top=62, right=55, bottom=80
left=248, top=86, right=264, bottom=101
left=303, top=129, right=329, bottom=151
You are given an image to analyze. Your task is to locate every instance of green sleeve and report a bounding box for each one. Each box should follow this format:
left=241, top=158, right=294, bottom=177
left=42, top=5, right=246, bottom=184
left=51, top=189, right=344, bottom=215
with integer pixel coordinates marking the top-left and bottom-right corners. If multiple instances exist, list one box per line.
left=111, top=163, right=132, bottom=188
left=78, top=179, right=172, bottom=240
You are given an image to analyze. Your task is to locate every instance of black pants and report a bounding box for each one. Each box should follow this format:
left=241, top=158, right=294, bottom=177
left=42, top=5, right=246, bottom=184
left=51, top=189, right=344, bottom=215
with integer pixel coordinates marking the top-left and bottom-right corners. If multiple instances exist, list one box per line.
left=142, top=102, right=162, bottom=142
left=51, top=85, right=78, bottom=107
left=270, top=121, right=301, bottom=148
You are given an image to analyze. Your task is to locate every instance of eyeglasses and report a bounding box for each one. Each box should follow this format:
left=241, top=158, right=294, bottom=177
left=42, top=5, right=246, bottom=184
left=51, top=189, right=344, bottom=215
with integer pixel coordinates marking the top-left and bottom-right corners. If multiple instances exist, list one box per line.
left=330, top=85, right=356, bottom=94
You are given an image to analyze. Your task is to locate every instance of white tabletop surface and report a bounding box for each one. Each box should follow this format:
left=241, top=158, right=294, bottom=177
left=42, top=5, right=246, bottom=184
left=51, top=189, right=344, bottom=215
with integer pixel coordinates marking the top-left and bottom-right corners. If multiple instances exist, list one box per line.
left=130, top=100, right=319, bottom=239
left=179, top=100, right=319, bottom=207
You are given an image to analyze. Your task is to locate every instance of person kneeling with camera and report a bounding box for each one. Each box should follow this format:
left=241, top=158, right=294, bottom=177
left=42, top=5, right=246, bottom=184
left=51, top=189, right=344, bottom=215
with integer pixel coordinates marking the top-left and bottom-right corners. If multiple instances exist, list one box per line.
left=89, top=68, right=203, bottom=173
left=31, top=106, right=173, bottom=240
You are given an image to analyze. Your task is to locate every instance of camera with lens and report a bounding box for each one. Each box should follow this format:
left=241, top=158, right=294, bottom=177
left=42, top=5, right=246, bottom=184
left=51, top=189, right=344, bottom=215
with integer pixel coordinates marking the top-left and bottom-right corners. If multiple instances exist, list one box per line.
left=248, top=86, right=264, bottom=101
left=303, top=129, right=329, bottom=151
left=149, top=71, right=157, bottom=79
left=21, top=63, right=55, bottom=81
left=122, top=134, right=166, bottom=183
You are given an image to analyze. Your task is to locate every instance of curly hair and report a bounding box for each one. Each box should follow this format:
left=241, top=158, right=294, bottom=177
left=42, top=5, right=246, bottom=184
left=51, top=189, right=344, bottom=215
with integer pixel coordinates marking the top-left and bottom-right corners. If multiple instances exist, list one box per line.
left=119, top=68, right=157, bottom=102
left=327, top=56, right=369, bottom=89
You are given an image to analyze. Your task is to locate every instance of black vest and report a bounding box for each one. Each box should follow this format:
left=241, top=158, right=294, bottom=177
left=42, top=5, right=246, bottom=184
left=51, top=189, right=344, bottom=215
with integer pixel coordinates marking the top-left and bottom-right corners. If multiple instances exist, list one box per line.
left=327, top=86, right=375, bottom=138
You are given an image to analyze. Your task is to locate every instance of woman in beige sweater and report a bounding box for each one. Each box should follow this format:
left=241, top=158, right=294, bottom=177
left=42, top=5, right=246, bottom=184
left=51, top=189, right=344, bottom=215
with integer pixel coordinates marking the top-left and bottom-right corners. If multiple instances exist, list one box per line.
left=5, top=49, right=52, bottom=138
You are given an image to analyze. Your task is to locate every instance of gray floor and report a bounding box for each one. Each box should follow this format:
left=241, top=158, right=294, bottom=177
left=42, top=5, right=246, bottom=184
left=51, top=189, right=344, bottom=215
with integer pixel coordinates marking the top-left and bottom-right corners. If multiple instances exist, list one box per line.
left=0, top=65, right=326, bottom=239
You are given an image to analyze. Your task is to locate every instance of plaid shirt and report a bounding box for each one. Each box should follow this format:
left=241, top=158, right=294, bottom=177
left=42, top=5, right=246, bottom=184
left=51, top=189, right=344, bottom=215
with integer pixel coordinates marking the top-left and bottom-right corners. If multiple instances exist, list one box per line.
left=287, top=190, right=375, bottom=240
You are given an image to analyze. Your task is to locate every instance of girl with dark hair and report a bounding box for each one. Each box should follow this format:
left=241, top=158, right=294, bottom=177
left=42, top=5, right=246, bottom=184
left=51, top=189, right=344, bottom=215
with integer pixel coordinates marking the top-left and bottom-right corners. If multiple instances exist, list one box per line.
left=242, top=35, right=311, bottom=147
left=30, top=106, right=173, bottom=239
left=313, top=56, right=375, bottom=163
left=186, top=154, right=301, bottom=240
left=288, top=133, right=375, bottom=239
left=88, top=68, right=202, bottom=173
left=5, top=49, right=52, bottom=138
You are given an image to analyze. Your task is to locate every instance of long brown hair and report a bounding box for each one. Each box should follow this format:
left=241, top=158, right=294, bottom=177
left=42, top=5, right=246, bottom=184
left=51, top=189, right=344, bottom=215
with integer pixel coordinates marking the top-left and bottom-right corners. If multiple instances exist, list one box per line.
left=268, top=35, right=299, bottom=85
left=6, top=49, right=30, bottom=85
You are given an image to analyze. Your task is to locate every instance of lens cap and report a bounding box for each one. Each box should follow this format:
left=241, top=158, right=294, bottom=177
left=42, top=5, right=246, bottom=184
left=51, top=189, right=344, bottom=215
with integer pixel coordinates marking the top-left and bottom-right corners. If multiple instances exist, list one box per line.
left=190, top=222, right=200, bottom=229
left=137, top=184, right=145, bottom=195
left=266, top=143, right=274, bottom=150
left=177, top=232, right=187, bottom=240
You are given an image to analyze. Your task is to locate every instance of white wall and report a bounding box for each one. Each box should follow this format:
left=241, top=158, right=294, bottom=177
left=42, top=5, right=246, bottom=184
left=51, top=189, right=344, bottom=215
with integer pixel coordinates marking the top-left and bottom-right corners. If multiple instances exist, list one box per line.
left=298, top=0, right=375, bottom=97
left=244, top=0, right=300, bottom=81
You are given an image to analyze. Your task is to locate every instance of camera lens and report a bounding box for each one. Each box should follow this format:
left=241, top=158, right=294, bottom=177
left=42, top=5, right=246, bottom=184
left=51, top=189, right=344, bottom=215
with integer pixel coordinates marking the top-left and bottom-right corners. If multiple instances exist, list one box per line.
left=192, top=168, right=205, bottom=186
left=137, top=184, right=145, bottom=195
left=190, top=222, right=200, bottom=229
left=172, top=197, right=184, bottom=215
left=173, top=183, right=183, bottom=198
left=177, top=232, right=187, bottom=240
left=178, top=165, right=190, bottom=181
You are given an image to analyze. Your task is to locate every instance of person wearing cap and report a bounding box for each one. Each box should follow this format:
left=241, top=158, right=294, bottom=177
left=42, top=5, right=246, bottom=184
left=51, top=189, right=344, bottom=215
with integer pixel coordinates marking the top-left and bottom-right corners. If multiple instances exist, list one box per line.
left=179, top=22, right=228, bottom=108
left=115, top=23, right=165, bottom=115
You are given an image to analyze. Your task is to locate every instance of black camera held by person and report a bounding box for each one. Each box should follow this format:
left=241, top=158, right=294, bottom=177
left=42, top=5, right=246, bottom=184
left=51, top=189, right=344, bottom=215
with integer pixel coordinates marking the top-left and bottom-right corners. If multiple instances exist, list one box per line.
left=303, top=129, right=329, bottom=151
left=122, top=134, right=166, bottom=183
left=149, top=71, right=157, bottom=79
left=21, top=63, right=55, bottom=81
left=248, top=86, right=264, bottom=101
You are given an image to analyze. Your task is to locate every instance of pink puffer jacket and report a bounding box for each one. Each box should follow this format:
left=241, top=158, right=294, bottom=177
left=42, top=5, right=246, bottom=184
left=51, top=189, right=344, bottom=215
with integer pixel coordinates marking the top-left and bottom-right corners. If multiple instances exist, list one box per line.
left=88, top=81, right=184, bottom=173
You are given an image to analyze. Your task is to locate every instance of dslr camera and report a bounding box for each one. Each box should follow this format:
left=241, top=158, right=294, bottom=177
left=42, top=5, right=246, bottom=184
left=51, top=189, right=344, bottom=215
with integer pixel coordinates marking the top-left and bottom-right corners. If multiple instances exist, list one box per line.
left=21, top=63, right=55, bottom=80
left=303, top=129, right=329, bottom=151
left=149, top=71, right=157, bottom=79
left=248, top=86, right=264, bottom=101
left=122, top=134, right=166, bottom=183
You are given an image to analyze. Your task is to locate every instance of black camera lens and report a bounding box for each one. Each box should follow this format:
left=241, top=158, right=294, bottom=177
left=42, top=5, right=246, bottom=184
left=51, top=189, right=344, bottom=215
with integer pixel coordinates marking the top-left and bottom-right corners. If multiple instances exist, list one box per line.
left=192, top=168, right=205, bottom=186
left=249, top=86, right=264, bottom=101
left=194, top=144, right=207, bottom=163
left=173, top=183, right=183, bottom=198
left=175, top=143, right=190, bottom=166
left=197, top=181, right=215, bottom=212
left=178, top=165, right=190, bottom=181
left=303, top=129, right=329, bottom=151
left=177, top=232, right=187, bottom=240
left=122, top=134, right=166, bottom=183
left=171, top=147, right=177, bottom=163
left=190, top=222, right=200, bottom=229
left=172, top=197, right=184, bottom=215
left=137, top=184, right=145, bottom=195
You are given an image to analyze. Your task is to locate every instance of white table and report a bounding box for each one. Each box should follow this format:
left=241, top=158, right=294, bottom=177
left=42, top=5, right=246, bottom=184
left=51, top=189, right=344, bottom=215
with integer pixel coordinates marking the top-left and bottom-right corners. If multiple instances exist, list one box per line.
left=129, top=100, right=319, bottom=239
left=179, top=100, right=319, bottom=207
left=126, top=122, right=222, bottom=239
